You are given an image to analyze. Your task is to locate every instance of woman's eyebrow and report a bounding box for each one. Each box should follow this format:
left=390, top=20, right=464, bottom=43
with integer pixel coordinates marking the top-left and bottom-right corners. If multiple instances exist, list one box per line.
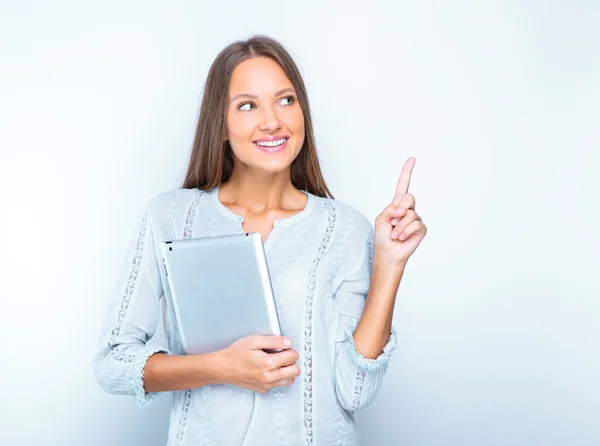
left=230, top=88, right=296, bottom=104
left=274, top=87, right=296, bottom=96
left=230, top=93, right=257, bottom=103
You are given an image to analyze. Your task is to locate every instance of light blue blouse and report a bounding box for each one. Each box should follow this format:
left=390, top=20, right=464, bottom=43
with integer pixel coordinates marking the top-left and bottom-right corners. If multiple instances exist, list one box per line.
left=93, top=186, right=397, bottom=446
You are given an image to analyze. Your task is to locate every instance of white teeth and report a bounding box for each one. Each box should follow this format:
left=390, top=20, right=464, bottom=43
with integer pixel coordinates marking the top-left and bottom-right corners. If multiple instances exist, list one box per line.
left=256, top=138, right=287, bottom=147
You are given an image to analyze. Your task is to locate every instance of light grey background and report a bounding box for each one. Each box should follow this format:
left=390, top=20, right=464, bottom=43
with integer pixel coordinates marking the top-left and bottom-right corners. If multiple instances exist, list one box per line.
left=1, top=1, right=598, bottom=445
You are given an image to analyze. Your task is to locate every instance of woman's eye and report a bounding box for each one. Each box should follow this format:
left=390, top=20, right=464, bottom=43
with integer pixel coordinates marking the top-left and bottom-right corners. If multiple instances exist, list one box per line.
left=279, top=95, right=296, bottom=106
left=238, top=102, right=254, bottom=111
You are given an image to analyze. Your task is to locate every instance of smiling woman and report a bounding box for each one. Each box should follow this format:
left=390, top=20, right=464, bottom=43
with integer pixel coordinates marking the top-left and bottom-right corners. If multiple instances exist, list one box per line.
left=93, top=35, right=426, bottom=446
left=182, top=37, right=332, bottom=199
left=225, top=58, right=306, bottom=180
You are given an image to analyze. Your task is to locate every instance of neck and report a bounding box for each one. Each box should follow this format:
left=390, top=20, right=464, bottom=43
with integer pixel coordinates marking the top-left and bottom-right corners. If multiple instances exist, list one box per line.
left=219, top=166, right=301, bottom=211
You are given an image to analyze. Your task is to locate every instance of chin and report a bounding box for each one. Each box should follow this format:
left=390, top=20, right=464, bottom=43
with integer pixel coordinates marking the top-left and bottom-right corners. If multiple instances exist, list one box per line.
left=249, top=157, right=294, bottom=174
left=235, top=142, right=301, bottom=175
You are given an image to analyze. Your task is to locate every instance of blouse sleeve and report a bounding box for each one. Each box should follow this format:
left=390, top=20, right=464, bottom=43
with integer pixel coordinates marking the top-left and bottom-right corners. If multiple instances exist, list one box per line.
left=331, top=225, right=398, bottom=412
left=93, top=207, right=169, bottom=408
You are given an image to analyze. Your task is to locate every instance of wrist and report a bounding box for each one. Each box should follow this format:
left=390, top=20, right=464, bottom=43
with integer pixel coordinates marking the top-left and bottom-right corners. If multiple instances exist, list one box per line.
left=373, top=254, right=407, bottom=274
left=368, top=256, right=405, bottom=297
left=196, top=350, right=229, bottom=386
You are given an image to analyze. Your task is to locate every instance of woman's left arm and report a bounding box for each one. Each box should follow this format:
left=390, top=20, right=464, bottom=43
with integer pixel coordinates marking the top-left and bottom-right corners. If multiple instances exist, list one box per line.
left=333, top=157, right=427, bottom=411
left=354, top=156, right=427, bottom=359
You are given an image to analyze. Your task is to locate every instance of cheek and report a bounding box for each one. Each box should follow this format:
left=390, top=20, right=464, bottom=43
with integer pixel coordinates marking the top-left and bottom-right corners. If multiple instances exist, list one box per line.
left=294, top=114, right=306, bottom=148
left=227, top=113, right=254, bottom=141
left=293, top=108, right=305, bottom=129
left=285, top=108, right=305, bottom=139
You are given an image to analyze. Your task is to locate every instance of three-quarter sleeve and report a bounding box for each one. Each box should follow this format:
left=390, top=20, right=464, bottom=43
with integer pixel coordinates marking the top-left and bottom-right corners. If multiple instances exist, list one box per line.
left=331, top=225, right=398, bottom=412
left=93, top=207, right=169, bottom=408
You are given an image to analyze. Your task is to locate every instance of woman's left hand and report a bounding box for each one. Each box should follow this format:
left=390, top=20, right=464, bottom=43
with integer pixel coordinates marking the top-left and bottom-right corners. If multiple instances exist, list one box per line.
left=373, top=157, right=427, bottom=266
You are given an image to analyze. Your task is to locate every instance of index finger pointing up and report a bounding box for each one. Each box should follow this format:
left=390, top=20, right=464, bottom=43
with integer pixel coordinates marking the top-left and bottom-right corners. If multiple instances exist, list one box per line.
left=392, top=157, right=415, bottom=205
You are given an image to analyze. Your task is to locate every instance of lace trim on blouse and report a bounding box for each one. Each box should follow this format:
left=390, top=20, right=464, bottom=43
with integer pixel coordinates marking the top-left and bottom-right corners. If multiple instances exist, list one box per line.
left=335, top=406, right=350, bottom=446
left=210, top=205, right=220, bottom=237
left=352, top=371, right=367, bottom=411
left=175, top=190, right=208, bottom=446
left=303, top=200, right=336, bottom=445
left=183, top=190, right=203, bottom=239
left=194, top=387, right=213, bottom=445
left=109, top=213, right=148, bottom=344
left=163, top=190, right=184, bottom=354
left=176, top=390, right=192, bottom=445
left=350, top=228, right=375, bottom=411
left=164, top=190, right=182, bottom=241
left=344, top=318, right=397, bottom=371
left=366, top=227, right=374, bottom=276
left=131, top=346, right=169, bottom=408
left=272, top=385, right=291, bottom=446
left=352, top=229, right=374, bottom=411
left=342, top=316, right=397, bottom=410
left=331, top=209, right=360, bottom=444
left=321, top=207, right=356, bottom=327
left=266, top=218, right=309, bottom=445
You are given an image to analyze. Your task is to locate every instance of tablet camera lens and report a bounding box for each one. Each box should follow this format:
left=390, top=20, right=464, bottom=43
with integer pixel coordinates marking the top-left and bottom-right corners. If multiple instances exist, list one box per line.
left=169, top=247, right=172, bottom=251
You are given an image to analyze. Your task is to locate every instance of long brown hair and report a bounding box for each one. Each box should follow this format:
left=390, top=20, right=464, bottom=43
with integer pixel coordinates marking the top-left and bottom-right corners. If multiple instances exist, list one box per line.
left=182, top=35, right=333, bottom=199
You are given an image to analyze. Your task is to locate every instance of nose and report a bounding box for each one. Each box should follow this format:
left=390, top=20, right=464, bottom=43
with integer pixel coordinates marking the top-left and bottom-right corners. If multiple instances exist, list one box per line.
left=258, top=105, right=281, bottom=132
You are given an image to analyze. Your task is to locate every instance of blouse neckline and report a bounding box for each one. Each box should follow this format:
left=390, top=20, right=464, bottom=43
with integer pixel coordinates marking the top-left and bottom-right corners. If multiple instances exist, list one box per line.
left=208, top=184, right=316, bottom=227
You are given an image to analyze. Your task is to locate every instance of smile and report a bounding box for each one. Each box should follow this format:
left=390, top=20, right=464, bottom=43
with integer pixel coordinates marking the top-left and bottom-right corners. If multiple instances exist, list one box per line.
left=253, top=137, right=289, bottom=153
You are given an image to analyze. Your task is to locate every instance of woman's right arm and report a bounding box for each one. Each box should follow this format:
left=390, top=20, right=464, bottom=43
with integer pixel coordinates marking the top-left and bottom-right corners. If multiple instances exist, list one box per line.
left=94, top=207, right=299, bottom=406
left=143, top=335, right=300, bottom=393
left=93, top=208, right=172, bottom=407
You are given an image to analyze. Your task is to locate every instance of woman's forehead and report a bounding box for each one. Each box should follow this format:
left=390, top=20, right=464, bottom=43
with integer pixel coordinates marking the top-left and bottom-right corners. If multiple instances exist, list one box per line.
left=229, top=57, right=293, bottom=97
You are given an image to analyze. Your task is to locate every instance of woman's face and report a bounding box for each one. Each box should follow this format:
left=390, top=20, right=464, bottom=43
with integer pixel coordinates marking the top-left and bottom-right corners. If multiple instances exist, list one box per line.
left=226, top=57, right=305, bottom=176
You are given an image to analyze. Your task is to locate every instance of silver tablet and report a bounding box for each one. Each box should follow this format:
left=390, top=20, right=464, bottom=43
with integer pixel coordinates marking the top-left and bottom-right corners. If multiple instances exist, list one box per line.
left=160, top=232, right=281, bottom=355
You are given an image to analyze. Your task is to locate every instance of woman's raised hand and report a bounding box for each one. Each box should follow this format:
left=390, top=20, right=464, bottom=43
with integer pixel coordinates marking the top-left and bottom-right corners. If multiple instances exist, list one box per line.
left=373, top=157, right=427, bottom=266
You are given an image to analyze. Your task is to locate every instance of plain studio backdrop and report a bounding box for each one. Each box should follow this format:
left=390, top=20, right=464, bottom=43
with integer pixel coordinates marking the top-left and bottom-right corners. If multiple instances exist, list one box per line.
left=0, top=1, right=598, bottom=445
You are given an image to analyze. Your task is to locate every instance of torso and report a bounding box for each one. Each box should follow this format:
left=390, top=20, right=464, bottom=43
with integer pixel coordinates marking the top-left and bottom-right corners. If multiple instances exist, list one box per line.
left=141, top=187, right=375, bottom=445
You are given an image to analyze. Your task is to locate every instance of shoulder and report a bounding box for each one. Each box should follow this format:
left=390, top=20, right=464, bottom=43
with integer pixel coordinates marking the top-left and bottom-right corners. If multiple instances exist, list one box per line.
left=310, top=196, right=374, bottom=282
left=310, top=195, right=373, bottom=244
left=142, top=188, right=208, bottom=238
left=145, top=188, right=206, bottom=216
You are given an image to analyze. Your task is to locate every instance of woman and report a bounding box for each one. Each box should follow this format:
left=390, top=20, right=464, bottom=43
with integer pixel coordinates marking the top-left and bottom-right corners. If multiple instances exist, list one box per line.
left=94, top=35, right=427, bottom=445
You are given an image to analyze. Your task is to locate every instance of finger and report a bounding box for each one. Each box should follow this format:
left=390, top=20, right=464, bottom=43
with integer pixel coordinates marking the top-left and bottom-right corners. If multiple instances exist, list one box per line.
left=399, top=193, right=416, bottom=211
left=376, top=205, right=407, bottom=227
left=392, top=157, right=415, bottom=205
left=277, top=363, right=301, bottom=380
left=250, top=335, right=293, bottom=351
left=391, top=194, right=416, bottom=226
left=390, top=210, right=420, bottom=239
left=270, top=348, right=300, bottom=368
left=272, top=378, right=295, bottom=388
left=397, top=220, right=427, bottom=241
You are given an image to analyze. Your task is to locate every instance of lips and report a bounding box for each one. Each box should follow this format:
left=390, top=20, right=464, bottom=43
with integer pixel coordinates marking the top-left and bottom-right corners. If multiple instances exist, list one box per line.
left=253, top=134, right=290, bottom=144
left=254, top=137, right=288, bottom=148
left=253, top=137, right=289, bottom=154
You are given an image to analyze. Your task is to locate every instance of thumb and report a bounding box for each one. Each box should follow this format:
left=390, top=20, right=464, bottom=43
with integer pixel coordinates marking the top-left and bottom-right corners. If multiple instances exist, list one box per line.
left=249, top=335, right=293, bottom=351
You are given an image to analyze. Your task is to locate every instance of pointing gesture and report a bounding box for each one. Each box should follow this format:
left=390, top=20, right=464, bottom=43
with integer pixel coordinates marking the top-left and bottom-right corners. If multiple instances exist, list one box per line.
left=374, top=157, right=427, bottom=265
left=392, top=157, right=414, bottom=206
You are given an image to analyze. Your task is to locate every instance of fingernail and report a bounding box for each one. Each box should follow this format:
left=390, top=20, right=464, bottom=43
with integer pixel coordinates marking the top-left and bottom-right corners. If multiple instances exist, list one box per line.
left=391, top=218, right=398, bottom=225
left=397, top=208, right=406, bottom=215
left=283, top=337, right=292, bottom=346
left=391, top=231, right=398, bottom=239
left=399, top=233, right=406, bottom=240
